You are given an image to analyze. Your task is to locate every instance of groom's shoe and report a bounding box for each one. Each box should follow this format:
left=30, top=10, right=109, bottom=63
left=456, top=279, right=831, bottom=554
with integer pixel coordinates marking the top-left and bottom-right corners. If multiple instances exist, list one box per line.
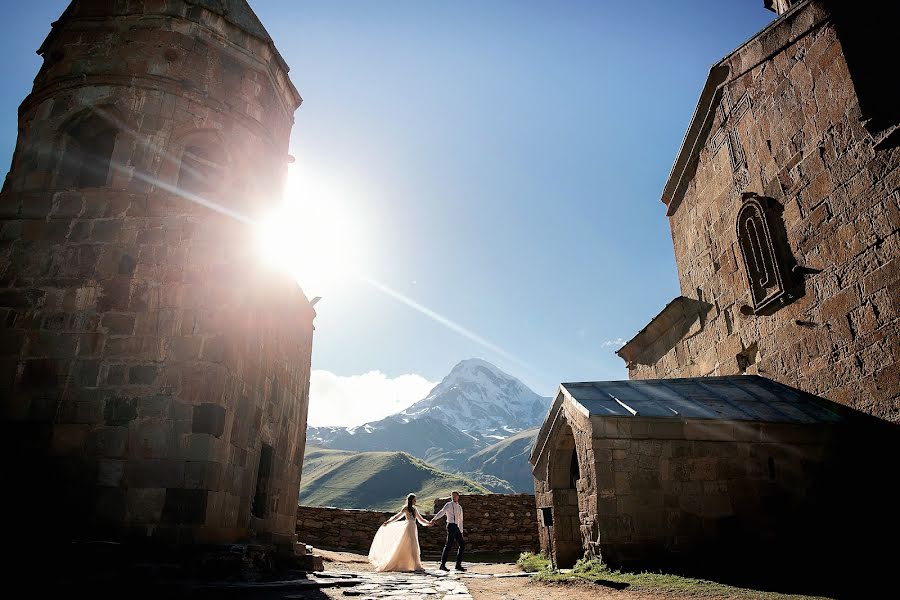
left=439, top=565, right=449, bottom=571
left=455, top=565, right=466, bottom=572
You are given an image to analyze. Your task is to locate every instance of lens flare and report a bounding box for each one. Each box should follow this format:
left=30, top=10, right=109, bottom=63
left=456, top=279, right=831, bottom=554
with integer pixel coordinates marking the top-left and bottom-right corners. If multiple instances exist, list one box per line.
left=257, top=165, right=363, bottom=297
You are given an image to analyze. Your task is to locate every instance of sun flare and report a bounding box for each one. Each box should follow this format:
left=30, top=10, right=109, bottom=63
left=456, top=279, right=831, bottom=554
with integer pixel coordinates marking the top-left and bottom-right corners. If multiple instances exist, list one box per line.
left=257, top=165, right=364, bottom=298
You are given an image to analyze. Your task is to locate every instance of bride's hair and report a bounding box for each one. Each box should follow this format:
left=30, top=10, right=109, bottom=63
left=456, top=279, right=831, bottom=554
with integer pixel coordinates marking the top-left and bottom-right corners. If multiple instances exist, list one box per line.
left=405, top=493, right=416, bottom=513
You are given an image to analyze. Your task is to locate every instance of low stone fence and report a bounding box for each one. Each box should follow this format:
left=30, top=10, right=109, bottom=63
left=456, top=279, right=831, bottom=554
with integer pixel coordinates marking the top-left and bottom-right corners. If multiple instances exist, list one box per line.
left=296, top=494, right=540, bottom=556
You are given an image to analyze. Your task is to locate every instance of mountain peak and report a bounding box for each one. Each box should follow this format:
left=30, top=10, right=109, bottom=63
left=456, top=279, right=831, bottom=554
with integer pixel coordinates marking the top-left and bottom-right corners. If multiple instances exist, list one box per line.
left=453, top=357, right=498, bottom=369
left=446, top=358, right=506, bottom=379
left=402, top=358, right=550, bottom=434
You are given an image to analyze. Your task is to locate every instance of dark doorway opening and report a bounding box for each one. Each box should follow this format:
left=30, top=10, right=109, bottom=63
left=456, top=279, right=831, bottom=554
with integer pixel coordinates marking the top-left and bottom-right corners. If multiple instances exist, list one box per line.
left=252, top=444, right=273, bottom=519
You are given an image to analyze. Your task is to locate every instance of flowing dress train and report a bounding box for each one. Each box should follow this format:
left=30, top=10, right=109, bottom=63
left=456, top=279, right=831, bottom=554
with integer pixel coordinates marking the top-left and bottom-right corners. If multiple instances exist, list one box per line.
left=368, top=506, right=430, bottom=572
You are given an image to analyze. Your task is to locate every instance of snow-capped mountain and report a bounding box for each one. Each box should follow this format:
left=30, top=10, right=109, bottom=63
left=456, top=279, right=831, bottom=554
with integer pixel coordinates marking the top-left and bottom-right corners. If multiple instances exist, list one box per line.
left=400, top=358, right=550, bottom=435
left=306, top=359, right=551, bottom=487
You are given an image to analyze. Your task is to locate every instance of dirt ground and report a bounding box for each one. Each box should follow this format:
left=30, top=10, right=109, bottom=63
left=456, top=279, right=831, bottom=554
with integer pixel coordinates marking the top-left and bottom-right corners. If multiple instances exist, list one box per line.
left=315, top=550, right=689, bottom=600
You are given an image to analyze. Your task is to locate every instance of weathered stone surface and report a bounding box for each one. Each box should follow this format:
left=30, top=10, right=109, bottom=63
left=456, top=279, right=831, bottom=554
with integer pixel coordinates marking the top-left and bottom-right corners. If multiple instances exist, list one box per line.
left=532, top=377, right=894, bottom=571
left=533, top=3, right=899, bottom=571
left=192, top=402, right=226, bottom=437
left=622, top=1, right=899, bottom=425
left=0, top=1, right=315, bottom=550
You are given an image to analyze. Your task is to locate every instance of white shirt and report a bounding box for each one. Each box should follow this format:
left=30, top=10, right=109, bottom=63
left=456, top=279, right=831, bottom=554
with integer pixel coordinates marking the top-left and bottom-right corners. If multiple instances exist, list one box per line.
left=433, top=501, right=464, bottom=534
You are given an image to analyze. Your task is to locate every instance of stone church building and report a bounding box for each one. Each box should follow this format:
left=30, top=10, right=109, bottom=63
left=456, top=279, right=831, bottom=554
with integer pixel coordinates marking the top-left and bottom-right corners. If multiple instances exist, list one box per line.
left=532, top=0, right=899, bottom=573
left=0, top=0, right=315, bottom=554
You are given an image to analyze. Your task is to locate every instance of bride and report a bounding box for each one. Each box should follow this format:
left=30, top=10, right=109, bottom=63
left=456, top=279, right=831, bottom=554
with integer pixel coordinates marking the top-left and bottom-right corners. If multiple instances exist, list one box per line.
left=368, top=493, right=431, bottom=572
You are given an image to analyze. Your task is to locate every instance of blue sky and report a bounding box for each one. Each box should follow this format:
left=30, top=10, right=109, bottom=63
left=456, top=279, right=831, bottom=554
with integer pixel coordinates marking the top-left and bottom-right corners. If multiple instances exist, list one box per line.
left=1, top=2, right=774, bottom=425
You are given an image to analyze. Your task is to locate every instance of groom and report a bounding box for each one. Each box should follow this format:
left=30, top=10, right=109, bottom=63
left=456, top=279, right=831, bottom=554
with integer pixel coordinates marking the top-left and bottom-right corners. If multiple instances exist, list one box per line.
left=429, top=491, right=465, bottom=571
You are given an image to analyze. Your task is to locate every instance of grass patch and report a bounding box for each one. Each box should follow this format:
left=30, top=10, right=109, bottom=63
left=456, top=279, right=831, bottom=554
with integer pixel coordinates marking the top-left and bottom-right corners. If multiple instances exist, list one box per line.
left=516, top=552, right=551, bottom=573
left=531, top=558, right=833, bottom=599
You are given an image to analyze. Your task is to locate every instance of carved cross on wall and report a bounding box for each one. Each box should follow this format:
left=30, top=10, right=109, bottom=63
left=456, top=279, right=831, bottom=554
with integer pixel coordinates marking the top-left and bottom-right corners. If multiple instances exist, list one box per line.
left=710, top=87, right=751, bottom=172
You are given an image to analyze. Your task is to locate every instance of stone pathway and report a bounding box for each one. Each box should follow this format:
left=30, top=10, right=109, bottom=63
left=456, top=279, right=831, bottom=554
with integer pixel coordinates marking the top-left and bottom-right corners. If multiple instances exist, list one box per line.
left=312, top=569, right=471, bottom=599
left=202, top=564, right=531, bottom=599
left=303, top=568, right=529, bottom=600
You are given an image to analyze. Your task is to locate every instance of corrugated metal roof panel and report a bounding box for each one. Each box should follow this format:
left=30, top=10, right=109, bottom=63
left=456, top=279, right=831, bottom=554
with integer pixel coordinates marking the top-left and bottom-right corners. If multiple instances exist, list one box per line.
left=562, top=376, right=843, bottom=424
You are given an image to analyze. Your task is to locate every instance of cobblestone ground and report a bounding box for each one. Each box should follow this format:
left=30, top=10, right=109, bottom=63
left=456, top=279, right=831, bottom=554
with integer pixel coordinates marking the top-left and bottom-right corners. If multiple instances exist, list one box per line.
left=311, top=566, right=529, bottom=600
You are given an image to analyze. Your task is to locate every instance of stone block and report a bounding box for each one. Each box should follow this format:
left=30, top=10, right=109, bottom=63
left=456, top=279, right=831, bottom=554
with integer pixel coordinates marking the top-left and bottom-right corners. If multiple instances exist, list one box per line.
left=104, top=397, right=137, bottom=425
left=0, top=288, right=45, bottom=310
left=105, top=364, right=127, bottom=385
left=97, top=276, right=132, bottom=312
left=186, top=433, right=218, bottom=461
left=701, top=495, right=734, bottom=518
left=126, top=459, right=185, bottom=488
left=97, top=459, right=125, bottom=486
left=127, top=487, right=166, bottom=523
left=683, top=421, right=734, bottom=441
left=51, top=423, right=89, bottom=454
left=646, top=420, right=684, bottom=439
left=103, top=336, right=143, bottom=358
left=631, top=469, right=661, bottom=491
left=101, top=313, right=136, bottom=335
left=185, top=460, right=224, bottom=491
left=128, top=364, right=158, bottom=385
left=75, top=359, right=100, bottom=387
left=130, top=421, right=174, bottom=459
left=193, top=403, right=226, bottom=437
left=87, top=426, right=129, bottom=457
left=138, top=394, right=171, bottom=418
left=717, top=458, right=748, bottom=479
left=202, top=334, right=226, bottom=362
left=74, top=396, right=105, bottom=424
left=95, top=487, right=127, bottom=525
left=689, top=457, right=717, bottom=481
left=162, top=488, right=208, bottom=525
left=26, top=331, right=78, bottom=358
left=166, top=336, right=203, bottom=361
left=77, top=333, right=104, bottom=357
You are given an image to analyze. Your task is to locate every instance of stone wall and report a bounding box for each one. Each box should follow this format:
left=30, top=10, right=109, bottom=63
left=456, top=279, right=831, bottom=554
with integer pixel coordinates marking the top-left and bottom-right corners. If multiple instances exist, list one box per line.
left=624, top=0, right=899, bottom=422
left=296, top=494, right=540, bottom=556
left=533, top=392, right=897, bottom=571
left=0, top=1, right=313, bottom=547
left=579, top=416, right=835, bottom=568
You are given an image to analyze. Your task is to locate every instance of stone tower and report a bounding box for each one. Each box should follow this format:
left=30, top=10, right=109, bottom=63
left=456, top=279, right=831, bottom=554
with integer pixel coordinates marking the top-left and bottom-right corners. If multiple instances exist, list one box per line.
left=0, top=0, right=315, bottom=549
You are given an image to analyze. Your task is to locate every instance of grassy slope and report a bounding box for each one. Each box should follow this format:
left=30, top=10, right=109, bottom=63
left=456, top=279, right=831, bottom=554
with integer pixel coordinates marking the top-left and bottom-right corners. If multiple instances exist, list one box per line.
left=465, top=427, right=538, bottom=492
left=299, top=446, right=489, bottom=511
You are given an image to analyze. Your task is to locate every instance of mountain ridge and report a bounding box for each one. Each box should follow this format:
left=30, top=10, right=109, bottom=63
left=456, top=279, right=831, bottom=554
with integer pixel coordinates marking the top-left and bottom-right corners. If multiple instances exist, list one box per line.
left=306, top=358, right=550, bottom=493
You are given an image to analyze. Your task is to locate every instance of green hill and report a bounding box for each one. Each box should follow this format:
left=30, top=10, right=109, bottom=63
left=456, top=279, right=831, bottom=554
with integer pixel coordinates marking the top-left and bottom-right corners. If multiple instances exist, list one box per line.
left=465, top=427, right=539, bottom=492
left=299, top=446, right=489, bottom=511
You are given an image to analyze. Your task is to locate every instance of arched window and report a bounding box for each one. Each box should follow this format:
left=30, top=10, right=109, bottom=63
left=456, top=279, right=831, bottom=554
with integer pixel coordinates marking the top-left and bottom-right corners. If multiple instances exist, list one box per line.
left=736, top=193, right=793, bottom=313
left=177, top=134, right=227, bottom=195
left=60, top=112, right=117, bottom=188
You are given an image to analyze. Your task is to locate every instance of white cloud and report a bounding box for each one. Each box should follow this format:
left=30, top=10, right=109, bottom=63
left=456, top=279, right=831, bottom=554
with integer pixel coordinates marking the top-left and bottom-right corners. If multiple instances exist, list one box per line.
left=307, top=370, right=437, bottom=427
left=601, top=337, right=627, bottom=348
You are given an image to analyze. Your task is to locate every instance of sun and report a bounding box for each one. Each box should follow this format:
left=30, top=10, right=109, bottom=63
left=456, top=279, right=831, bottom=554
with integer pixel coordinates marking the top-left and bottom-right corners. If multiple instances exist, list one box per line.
left=257, top=165, right=364, bottom=298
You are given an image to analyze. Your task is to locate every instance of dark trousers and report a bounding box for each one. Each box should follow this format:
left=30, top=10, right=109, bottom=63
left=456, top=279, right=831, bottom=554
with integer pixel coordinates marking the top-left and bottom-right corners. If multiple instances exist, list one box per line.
left=441, top=523, right=465, bottom=566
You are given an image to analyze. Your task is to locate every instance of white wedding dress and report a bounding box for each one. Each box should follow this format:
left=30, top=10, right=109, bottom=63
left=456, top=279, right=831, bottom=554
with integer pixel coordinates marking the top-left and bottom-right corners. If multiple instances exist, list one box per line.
left=368, top=506, right=430, bottom=572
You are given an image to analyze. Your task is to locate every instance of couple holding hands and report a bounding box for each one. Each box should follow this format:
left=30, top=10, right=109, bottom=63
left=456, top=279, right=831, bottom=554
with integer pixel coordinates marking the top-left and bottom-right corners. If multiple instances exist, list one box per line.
left=368, top=491, right=465, bottom=573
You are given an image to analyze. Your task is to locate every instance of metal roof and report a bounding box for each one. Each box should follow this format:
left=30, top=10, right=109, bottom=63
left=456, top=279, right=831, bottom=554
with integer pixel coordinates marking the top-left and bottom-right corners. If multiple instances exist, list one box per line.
left=561, top=376, right=844, bottom=424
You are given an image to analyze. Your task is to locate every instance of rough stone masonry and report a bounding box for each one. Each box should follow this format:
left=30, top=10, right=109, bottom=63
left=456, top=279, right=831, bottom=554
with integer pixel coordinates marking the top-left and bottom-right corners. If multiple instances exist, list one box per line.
left=0, top=0, right=315, bottom=551
left=531, top=0, right=900, bottom=579
left=618, top=0, right=900, bottom=423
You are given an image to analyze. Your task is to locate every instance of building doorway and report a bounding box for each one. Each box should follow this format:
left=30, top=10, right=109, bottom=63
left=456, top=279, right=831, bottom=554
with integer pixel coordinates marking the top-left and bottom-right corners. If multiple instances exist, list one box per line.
left=548, top=420, right=584, bottom=567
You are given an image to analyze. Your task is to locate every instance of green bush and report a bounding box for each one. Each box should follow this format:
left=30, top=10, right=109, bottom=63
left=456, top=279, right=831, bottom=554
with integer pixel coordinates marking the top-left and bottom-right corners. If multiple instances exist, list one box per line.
left=571, top=557, right=608, bottom=576
left=516, top=552, right=551, bottom=572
